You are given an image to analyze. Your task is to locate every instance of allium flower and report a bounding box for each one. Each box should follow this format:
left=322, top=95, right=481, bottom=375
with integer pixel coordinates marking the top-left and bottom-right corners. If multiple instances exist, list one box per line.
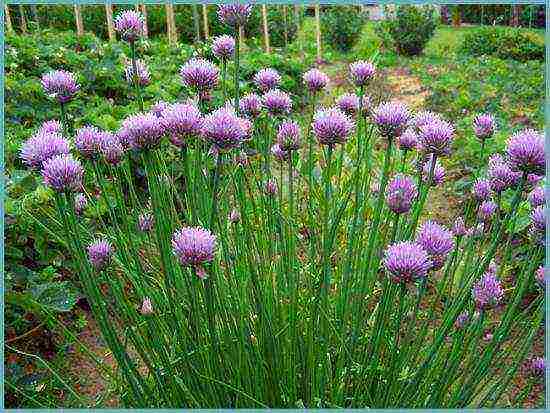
left=303, top=68, right=329, bottom=93
left=140, top=297, right=154, bottom=315
left=39, top=120, right=62, bottom=134
left=530, top=205, right=545, bottom=234
left=488, top=155, right=519, bottom=193
left=150, top=100, right=169, bottom=118
left=385, top=174, right=418, bottom=214
left=120, top=113, right=164, bottom=150
left=114, top=10, right=144, bottom=42
left=239, top=93, right=263, bottom=118
left=87, top=239, right=113, bottom=270
left=506, top=129, right=545, bottom=175
left=312, top=107, right=354, bottom=146
left=535, top=266, right=545, bottom=289
left=263, top=89, right=292, bottom=116
left=75, top=126, right=105, bottom=159
left=20, top=132, right=70, bottom=169
left=100, top=132, right=125, bottom=165
left=525, top=356, right=545, bottom=378
left=422, top=156, right=445, bottom=186
left=161, top=103, right=203, bottom=147
left=41, top=70, right=79, bottom=103
left=349, top=60, right=376, bottom=87
left=527, top=173, right=543, bottom=188
left=74, top=193, right=87, bottom=216
left=418, top=118, right=454, bottom=156
left=265, top=179, right=278, bottom=196
left=452, top=217, right=468, bottom=237
left=172, top=226, right=217, bottom=278
left=478, top=200, right=498, bottom=222
left=473, top=113, right=496, bottom=140
left=336, top=93, right=360, bottom=117
left=217, top=3, right=253, bottom=27
left=137, top=213, right=154, bottom=232
left=277, top=120, right=301, bottom=151
left=271, top=144, right=289, bottom=162
left=372, top=101, right=411, bottom=139
left=398, top=128, right=418, bottom=151
left=472, top=272, right=504, bottom=310
left=528, top=186, right=545, bottom=208
left=455, top=311, right=470, bottom=329
left=229, top=208, right=240, bottom=223
left=254, top=68, right=281, bottom=92
left=180, top=58, right=219, bottom=92
left=416, top=220, right=454, bottom=270
left=410, top=111, right=442, bottom=130
left=125, top=59, right=150, bottom=87
left=202, top=107, right=249, bottom=150
left=42, top=155, right=83, bottom=192
left=212, top=35, right=235, bottom=60
left=472, top=179, right=491, bottom=201
left=383, top=241, right=432, bottom=283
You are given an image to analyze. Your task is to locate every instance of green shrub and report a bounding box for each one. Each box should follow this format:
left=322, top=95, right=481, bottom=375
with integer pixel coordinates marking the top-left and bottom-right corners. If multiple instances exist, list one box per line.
left=460, top=26, right=544, bottom=62
left=320, top=6, right=366, bottom=52
left=376, top=5, right=437, bottom=56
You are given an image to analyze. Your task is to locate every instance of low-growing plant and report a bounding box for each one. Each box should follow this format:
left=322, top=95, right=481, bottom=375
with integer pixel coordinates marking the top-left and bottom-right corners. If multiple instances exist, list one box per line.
left=320, top=5, right=366, bottom=52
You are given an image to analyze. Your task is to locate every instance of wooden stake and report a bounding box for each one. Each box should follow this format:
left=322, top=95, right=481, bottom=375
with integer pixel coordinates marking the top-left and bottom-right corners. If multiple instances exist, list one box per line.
left=191, top=4, right=201, bottom=42
left=239, top=25, right=246, bottom=51
left=140, top=4, right=148, bottom=38
left=202, top=5, right=209, bottom=39
left=165, top=3, right=177, bottom=45
left=5, top=5, right=13, bottom=34
left=261, top=5, right=270, bottom=53
left=74, top=5, right=84, bottom=36
left=282, top=5, right=288, bottom=46
left=314, top=4, right=321, bottom=62
left=105, top=4, right=115, bottom=41
left=30, top=5, right=39, bottom=30
left=19, top=5, right=27, bottom=34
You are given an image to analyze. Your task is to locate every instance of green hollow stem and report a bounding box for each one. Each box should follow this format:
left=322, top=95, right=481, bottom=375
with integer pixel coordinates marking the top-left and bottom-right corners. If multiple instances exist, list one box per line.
left=59, top=102, right=69, bottom=137
left=221, top=59, right=227, bottom=102
left=406, top=153, right=437, bottom=238
left=233, top=26, right=241, bottom=112
left=130, top=41, right=144, bottom=112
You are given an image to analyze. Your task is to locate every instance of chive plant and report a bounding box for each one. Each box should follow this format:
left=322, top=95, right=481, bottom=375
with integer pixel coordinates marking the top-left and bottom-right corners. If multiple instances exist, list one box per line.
left=22, top=4, right=545, bottom=408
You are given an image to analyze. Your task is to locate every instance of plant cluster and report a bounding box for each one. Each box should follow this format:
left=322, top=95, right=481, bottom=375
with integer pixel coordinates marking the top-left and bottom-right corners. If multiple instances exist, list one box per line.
left=320, top=6, right=366, bottom=53
left=458, top=5, right=545, bottom=29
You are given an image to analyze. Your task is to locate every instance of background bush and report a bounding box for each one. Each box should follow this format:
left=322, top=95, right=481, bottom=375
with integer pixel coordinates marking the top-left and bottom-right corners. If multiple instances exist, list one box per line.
left=460, top=26, right=544, bottom=62
left=376, top=5, right=437, bottom=56
left=320, top=5, right=366, bottom=52
left=459, top=4, right=545, bottom=28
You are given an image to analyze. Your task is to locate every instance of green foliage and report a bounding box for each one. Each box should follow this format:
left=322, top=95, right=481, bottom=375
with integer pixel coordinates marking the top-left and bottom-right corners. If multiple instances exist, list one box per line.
left=376, top=5, right=437, bottom=56
left=320, top=6, right=366, bottom=52
left=460, top=26, right=544, bottom=62
left=459, top=5, right=545, bottom=28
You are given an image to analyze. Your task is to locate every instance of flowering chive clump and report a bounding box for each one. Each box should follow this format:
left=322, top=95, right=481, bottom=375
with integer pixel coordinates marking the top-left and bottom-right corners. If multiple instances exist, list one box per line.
left=472, top=272, right=504, bottom=310
left=42, top=155, right=83, bottom=193
left=114, top=10, right=144, bottom=42
left=20, top=131, right=70, bottom=169
left=398, top=128, right=418, bottom=151
left=416, top=220, right=454, bottom=270
left=212, top=35, right=235, bottom=61
left=202, top=107, right=250, bottom=150
left=120, top=112, right=164, bottom=150
left=277, top=120, right=301, bottom=151
left=39, top=120, right=62, bottom=134
left=239, top=93, right=263, bottom=118
left=386, top=174, right=418, bottom=214
left=418, top=118, right=454, bottom=156
left=312, top=107, right=355, bottom=146
left=217, top=3, right=253, bottom=27
left=528, top=186, right=544, bottom=208
left=472, top=179, right=492, bottom=201
left=422, top=157, right=445, bottom=186
left=254, top=68, right=281, bottom=92
left=383, top=241, right=432, bottom=283
left=75, top=126, right=105, bottom=159
left=473, top=113, right=496, bottom=140
left=87, top=239, right=113, bottom=270
left=478, top=200, right=498, bottom=222
left=488, top=154, right=519, bottom=193
left=452, top=217, right=468, bottom=237
left=100, top=132, right=125, bottom=165
left=336, top=93, right=360, bottom=117
left=161, top=103, right=203, bottom=147
left=138, top=213, right=154, bottom=232
left=506, top=129, right=545, bottom=175
left=372, top=101, right=411, bottom=139
left=125, top=59, right=150, bottom=86
left=41, top=70, right=79, bottom=103
left=74, top=193, right=87, bottom=216
left=263, top=89, right=292, bottom=116
left=180, top=58, right=219, bottom=92
left=172, top=226, right=216, bottom=279
left=349, top=60, right=376, bottom=87
left=303, top=68, right=329, bottom=93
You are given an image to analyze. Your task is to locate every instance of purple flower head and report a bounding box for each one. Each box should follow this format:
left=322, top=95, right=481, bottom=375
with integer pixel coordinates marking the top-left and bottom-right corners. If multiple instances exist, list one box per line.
left=20, top=132, right=70, bottom=169
left=138, top=213, right=154, bottom=232
left=264, top=179, right=278, bottom=196
left=100, top=132, right=125, bottom=165
left=530, top=205, right=545, bottom=234
left=172, top=226, right=217, bottom=278
left=473, top=113, right=496, bottom=140
left=120, top=113, right=164, bottom=151
left=349, top=60, right=376, bottom=87
left=528, top=186, right=545, bottom=208
left=150, top=100, right=169, bottom=118
left=386, top=174, right=418, bottom=214
left=303, top=68, right=329, bottom=93
left=535, top=266, right=545, bottom=289
left=478, top=200, right=498, bottom=222
left=472, top=179, right=491, bottom=201
left=212, top=35, right=235, bottom=60
left=422, top=156, right=445, bottom=186
left=455, top=311, right=470, bottom=329
left=383, top=241, right=432, bottom=283
left=254, top=68, right=281, bottom=92
left=487, top=260, right=498, bottom=276
left=87, top=239, right=113, bottom=270
left=161, top=103, right=203, bottom=147
left=74, top=193, right=87, bottom=216
left=398, top=128, right=419, bottom=151
left=229, top=208, right=240, bottom=223
left=271, top=144, right=290, bottom=162
left=217, top=3, right=253, bottom=27
left=39, top=120, right=62, bottom=134
left=202, top=106, right=249, bottom=150
left=140, top=297, right=154, bottom=315
left=277, top=120, right=301, bottom=151
left=180, top=58, right=219, bottom=92
left=488, top=154, right=519, bottom=193
left=239, top=93, right=263, bottom=118
left=336, top=93, right=360, bottom=117
left=372, top=101, right=411, bottom=139
left=472, top=272, right=504, bottom=310
left=42, top=155, right=83, bottom=193
left=125, top=59, right=150, bottom=87
left=312, top=107, right=355, bottom=146
left=452, top=217, right=468, bottom=237
left=75, top=126, right=105, bottom=159
left=114, top=10, right=144, bottom=42
left=418, top=118, right=454, bottom=156
left=506, top=129, right=545, bottom=175
left=527, top=173, right=543, bottom=189
left=416, top=220, right=454, bottom=270
left=525, top=357, right=545, bottom=378
left=263, top=89, right=292, bottom=116
left=41, top=70, right=79, bottom=103
left=410, top=111, right=442, bottom=131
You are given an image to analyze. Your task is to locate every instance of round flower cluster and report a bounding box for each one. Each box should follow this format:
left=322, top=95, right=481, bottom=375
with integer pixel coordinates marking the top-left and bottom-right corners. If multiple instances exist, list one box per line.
left=41, top=70, right=79, bottom=103
left=303, top=68, right=329, bottom=93
left=212, top=35, right=235, bottom=61
left=87, top=239, right=113, bottom=270
left=488, top=154, right=519, bottom=193
left=125, top=59, right=150, bottom=87
left=415, top=220, right=454, bottom=270
left=312, top=107, right=355, bottom=146
left=452, top=217, right=468, bottom=237
left=528, top=186, right=544, bottom=208
left=506, top=129, right=544, bottom=175
left=276, top=120, right=301, bottom=151
left=239, top=93, right=263, bottom=118
left=75, top=126, right=107, bottom=159
left=217, top=3, right=253, bottom=27
left=349, top=60, right=376, bottom=87
left=472, top=272, right=504, bottom=310
left=410, top=111, right=442, bottom=131
left=418, top=118, right=454, bottom=156
left=100, top=132, right=125, bottom=165
left=201, top=107, right=251, bottom=150
left=138, top=213, right=154, bottom=232
left=114, top=10, right=144, bottom=42
left=385, top=174, right=418, bottom=214
left=172, top=226, right=217, bottom=278
left=161, top=103, right=203, bottom=147
left=271, top=144, right=289, bottom=162
left=120, top=113, right=164, bottom=150
left=383, top=241, right=432, bottom=283
left=478, top=200, right=498, bottom=223
left=263, top=89, right=292, bottom=116
left=473, top=113, right=496, bottom=140
left=472, top=179, right=491, bottom=201
left=42, top=155, right=84, bottom=193
left=372, top=101, right=411, bottom=139
left=398, top=128, right=418, bottom=151
left=254, top=68, right=281, bottom=92
left=74, top=193, right=88, bottom=216
left=20, top=131, right=70, bottom=169
left=180, top=58, right=219, bottom=92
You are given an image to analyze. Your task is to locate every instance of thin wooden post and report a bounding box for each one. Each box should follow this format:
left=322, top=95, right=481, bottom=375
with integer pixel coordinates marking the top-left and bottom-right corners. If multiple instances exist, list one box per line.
left=74, top=5, right=84, bottom=36
left=191, top=4, right=201, bottom=42
left=314, top=4, right=321, bottom=62
left=165, top=3, right=177, bottom=45
left=105, top=4, right=115, bottom=41
left=282, top=5, right=288, bottom=46
left=261, top=5, right=270, bottom=53
left=30, top=5, right=39, bottom=30
left=140, top=4, right=148, bottom=38
left=295, top=5, right=303, bottom=59
left=239, top=25, right=246, bottom=51
left=202, top=5, right=209, bottom=39
left=19, top=5, right=27, bottom=34
left=5, top=5, right=13, bottom=34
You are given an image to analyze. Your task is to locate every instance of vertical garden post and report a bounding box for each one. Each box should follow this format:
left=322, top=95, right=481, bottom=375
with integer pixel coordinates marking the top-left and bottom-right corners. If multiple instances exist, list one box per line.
left=5, top=5, right=13, bottom=34
left=74, top=5, right=84, bottom=37
left=315, top=4, right=321, bottom=62
left=105, top=4, right=115, bottom=41
left=261, top=5, right=270, bottom=53
left=165, top=3, right=177, bottom=45
left=202, top=5, right=209, bottom=39
left=18, top=5, right=27, bottom=34
left=191, top=4, right=201, bottom=41
left=141, top=4, right=149, bottom=38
